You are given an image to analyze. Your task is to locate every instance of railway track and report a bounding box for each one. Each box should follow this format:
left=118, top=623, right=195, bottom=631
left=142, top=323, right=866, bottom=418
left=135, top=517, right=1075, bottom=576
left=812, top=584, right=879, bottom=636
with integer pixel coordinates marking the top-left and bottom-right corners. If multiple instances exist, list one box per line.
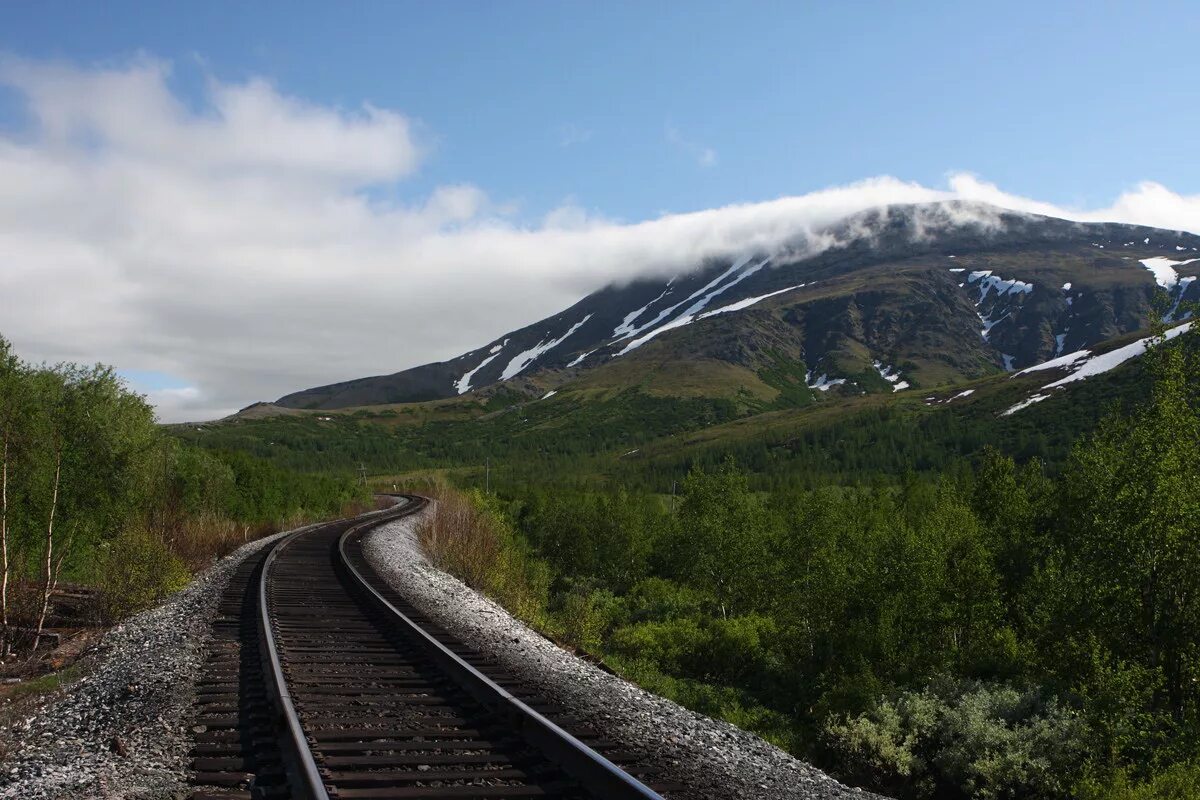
left=189, top=497, right=672, bottom=800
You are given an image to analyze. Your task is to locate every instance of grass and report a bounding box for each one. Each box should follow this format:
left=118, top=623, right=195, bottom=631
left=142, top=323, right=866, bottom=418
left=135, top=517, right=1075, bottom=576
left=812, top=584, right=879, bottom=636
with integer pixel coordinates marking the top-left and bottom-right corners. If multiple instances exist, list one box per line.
left=2, top=662, right=87, bottom=706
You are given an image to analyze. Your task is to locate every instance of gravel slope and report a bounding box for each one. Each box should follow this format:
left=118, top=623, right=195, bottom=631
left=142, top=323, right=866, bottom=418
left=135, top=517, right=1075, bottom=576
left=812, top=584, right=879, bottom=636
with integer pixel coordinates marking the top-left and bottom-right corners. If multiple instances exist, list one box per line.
left=0, top=525, right=309, bottom=800
left=362, top=505, right=886, bottom=800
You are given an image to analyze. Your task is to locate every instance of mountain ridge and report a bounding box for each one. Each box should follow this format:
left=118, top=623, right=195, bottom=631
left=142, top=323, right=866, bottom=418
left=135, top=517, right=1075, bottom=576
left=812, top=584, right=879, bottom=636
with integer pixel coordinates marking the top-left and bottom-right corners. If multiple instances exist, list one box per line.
left=277, top=201, right=1200, bottom=410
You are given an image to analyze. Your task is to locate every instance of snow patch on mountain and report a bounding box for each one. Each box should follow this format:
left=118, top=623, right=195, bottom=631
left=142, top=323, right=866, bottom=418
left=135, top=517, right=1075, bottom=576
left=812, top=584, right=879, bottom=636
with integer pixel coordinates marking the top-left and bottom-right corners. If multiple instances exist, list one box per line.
left=1001, top=394, right=1050, bottom=416
left=611, top=286, right=673, bottom=339
left=699, top=283, right=806, bottom=317
left=872, top=360, right=909, bottom=392
left=500, top=315, right=593, bottom=380
left=806, top=372, right=846, bottom=391
left=1140, top=257, right=1191, bottom=289
left=568, top=349, right=597, bottom=368
left=454, top=339, right=509, bottom=395
left=1042, top=322, right=1193, bottom=389
left=1164, top=276, right=1197, bottom=322
left=1016, top=349, right=1091, bottom=376
left=614, top=256, right=753, bottom=343
left=969, top=270, right=1034, bottom=304
left=615, top=258, right=773, bottom=355
left=962, top=270, right=1033, bottom=342
left=1003, top=323, right=1195, bottom=415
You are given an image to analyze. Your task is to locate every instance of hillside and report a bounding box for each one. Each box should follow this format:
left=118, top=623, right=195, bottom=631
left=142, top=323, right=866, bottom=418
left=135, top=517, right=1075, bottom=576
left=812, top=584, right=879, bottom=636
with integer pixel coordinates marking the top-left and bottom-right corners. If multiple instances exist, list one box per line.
left=174, top=315, right=1194, bottom=497
left=276, top=201, right=1200, bottom=411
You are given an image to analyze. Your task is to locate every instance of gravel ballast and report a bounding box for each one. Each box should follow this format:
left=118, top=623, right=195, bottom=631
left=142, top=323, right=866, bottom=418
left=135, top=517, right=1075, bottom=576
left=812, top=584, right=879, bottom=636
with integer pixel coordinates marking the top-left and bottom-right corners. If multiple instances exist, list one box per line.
left=362, top=505, right=885, bottom=800
left=0, top=525, right=305, bottom=800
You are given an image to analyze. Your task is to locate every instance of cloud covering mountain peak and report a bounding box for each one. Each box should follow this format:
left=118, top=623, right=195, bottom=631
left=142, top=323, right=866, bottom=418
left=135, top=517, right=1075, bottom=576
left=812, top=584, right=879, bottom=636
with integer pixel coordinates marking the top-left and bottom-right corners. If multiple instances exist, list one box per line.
left=1, top=55, right=1197, bottom=421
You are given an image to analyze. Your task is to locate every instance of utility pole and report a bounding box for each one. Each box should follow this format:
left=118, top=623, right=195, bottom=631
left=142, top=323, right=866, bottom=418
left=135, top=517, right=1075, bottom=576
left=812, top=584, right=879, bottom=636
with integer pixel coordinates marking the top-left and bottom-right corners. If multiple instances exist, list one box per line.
left=485, top=457, right=490, bottom=494
left=358, top=462, right=367, bottom=487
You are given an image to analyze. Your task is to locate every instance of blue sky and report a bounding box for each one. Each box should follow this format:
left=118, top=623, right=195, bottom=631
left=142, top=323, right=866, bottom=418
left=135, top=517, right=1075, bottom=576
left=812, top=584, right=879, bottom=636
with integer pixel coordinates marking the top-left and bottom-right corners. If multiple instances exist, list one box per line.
left=5, top=1, right=1198, bottom=224
left=2, top=1, right=1198, bottom=421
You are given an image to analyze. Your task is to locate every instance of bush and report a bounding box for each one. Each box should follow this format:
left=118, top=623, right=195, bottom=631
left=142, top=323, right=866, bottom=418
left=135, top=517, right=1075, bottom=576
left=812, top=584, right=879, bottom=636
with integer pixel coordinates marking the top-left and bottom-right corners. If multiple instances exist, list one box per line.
left=1076, top=761, right=1200, bottom=800
left=552, top=588, right=620, bottom=653
left=98, top=528, right=191, bottom=620
left=823, top=676, right=1088, bottom=800
left=416, top=486, right=551, bottom=626
left=608, top=618, right=708, bottom=675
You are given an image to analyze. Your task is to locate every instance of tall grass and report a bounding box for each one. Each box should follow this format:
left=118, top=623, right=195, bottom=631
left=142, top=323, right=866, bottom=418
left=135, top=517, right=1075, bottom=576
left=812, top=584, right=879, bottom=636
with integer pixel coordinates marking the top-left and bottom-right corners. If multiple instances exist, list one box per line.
left=415, top=485, right=550, bottom=625
left=87, top=498, right=375, bottom=626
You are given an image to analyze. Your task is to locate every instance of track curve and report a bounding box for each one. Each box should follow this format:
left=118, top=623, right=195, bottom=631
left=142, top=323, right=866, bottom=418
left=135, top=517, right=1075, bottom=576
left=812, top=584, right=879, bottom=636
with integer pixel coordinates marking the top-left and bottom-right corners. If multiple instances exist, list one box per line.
left=189, top=498, right=670, bottom=800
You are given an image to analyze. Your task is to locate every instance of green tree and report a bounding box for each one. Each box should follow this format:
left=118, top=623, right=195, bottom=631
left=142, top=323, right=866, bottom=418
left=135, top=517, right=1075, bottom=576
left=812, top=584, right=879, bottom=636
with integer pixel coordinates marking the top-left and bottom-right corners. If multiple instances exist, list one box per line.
left=668, top=461, right=776, bottom=618
left=1052, top=324, right=1200, bottom=755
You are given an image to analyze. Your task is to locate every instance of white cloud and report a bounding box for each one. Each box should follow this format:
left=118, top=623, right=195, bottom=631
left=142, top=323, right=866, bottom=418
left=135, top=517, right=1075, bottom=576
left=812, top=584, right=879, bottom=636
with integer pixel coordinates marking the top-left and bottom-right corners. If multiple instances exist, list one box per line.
left=947, top=173, right=1200, bottom=233
left=0, top=57, right=1197, bottom=422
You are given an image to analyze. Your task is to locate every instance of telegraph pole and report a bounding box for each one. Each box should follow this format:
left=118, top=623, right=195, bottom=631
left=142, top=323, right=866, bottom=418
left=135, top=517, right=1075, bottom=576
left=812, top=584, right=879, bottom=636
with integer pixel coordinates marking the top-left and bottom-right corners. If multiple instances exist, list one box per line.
left=358, top=462, right=367, bottom=487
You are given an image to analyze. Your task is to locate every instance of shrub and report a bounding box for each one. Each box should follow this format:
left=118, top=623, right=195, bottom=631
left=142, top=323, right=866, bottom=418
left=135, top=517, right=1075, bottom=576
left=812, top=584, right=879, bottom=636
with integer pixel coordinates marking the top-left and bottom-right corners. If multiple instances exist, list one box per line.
left=552, top=588, right=620, bottom=653
left=1075, top=760, right=1200, bottom=800
left=98, top=528, right=191, bottom=621
left=416, top=486, right=551, bottom=626
left=608, top=618, right=708, bottom=675
left=823, top=676, right=1088, bottom=799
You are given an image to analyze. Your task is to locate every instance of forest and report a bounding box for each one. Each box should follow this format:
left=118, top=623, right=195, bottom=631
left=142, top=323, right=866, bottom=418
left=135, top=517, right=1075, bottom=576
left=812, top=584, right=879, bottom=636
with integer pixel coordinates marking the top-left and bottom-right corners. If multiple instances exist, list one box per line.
left=7, top=317, right=1194, bottom=798
left=0, top=336, right=367, bottom=656
left=412, top=323, right=1200, bottom=800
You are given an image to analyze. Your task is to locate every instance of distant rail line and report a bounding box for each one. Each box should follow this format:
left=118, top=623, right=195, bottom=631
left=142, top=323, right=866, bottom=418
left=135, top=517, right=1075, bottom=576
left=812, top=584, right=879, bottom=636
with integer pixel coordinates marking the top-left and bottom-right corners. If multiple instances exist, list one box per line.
left=188, top=497, right=671, bottom=799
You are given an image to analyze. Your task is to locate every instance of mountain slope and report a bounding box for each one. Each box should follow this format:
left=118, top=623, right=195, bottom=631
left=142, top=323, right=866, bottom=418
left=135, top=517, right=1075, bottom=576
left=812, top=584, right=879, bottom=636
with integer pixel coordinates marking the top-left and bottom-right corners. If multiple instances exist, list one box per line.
left=277, top=202, right=1200, bottom=410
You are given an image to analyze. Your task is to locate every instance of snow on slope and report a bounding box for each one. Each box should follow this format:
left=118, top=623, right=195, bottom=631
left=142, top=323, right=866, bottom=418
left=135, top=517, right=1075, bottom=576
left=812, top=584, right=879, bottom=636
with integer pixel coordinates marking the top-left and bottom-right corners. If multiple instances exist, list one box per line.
left=1001, top=322, right=1194, bottom=414
left=1042, top=322, right=1193, bottom=389
left=1016, top=349, right=1090, bottom=376
left=614, top=256, right=753, bottom=343
left=500, top=315, right=593, bottom=380
left=960, top=269, right=1033, bottom=342
left=872, top=360, right=910, bottom=392
left=969, top=270, right=1034, bottom=304
left=616, top=281, right=807, bottom=355
left=616, top=259, right=772, bottom=355
left=1000, top=394, right=1050, bottom=416
left=1139, top=256, right=1199, bottom=290
left=455, top=339, right=509, bottom=395
left=611, top=285, right=673, bottom=338
left=568, top=349, right=597, bottom=368
left=700, top=283, right=808, bottom=316
left=806, top=372, right=846, bottom=391
left=1164, top=276, right=1197, bottom=322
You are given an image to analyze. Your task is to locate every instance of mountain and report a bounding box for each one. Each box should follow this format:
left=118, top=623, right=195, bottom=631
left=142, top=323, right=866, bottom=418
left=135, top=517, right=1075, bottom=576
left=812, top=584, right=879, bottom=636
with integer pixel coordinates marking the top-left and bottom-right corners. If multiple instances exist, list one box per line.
left=276, top=201, right=1200, bottom=410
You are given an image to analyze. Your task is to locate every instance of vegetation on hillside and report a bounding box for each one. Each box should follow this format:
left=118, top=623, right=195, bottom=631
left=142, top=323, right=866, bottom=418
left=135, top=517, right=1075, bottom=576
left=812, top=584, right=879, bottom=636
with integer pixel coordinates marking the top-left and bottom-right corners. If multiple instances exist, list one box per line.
left=396, top=323, right=1200, bottom=800
left=174, top=329, right=1166, bottom=499
left=0, top=336, right=367, bottom=657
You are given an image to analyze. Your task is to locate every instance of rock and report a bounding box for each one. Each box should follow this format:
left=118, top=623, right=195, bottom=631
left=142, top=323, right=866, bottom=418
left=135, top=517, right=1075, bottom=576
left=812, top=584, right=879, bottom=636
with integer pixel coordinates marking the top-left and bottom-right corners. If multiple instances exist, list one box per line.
left=0, top=524, right=300, bottom=799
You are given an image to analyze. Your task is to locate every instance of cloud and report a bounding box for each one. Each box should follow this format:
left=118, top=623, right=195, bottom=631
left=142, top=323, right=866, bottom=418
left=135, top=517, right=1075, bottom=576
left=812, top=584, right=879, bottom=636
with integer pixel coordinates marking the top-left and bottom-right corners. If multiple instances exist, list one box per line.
left=0, top=57, right=1197, bottom=422
left=946, top=173, right=1200, bottom=233
left=666, top=124, right=717, bottom=168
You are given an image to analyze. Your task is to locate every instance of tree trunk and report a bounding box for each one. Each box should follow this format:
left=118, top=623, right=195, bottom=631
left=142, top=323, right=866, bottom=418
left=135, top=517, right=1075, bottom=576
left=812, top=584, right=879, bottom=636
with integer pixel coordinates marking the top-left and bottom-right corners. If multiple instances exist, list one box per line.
left=32, top=451, right=61, bottom=652
left=0, top=427, right=8, bottom=656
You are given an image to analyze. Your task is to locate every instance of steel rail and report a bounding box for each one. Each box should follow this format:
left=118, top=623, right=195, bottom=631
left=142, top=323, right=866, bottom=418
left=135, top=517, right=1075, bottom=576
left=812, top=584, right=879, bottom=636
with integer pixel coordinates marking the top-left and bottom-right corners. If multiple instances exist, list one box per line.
left=257, top=499, right=417, bottom=800
left=337, top=498, right=665, bottom=800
